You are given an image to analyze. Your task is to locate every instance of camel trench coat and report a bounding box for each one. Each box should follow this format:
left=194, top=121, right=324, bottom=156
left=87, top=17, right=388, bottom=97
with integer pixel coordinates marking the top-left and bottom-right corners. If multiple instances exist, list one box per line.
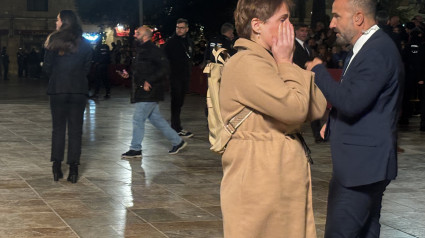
left=219, top=38, right=327, bottom=238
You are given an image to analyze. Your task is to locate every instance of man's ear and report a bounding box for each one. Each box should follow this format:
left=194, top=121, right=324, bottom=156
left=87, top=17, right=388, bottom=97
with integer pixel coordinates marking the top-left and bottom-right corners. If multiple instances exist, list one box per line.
left=354, top=12, right=364, bottom=26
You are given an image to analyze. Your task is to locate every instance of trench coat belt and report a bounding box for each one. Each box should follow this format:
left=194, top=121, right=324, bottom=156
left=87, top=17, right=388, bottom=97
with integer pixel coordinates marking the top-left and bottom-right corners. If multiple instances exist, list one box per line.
left=288, top=133, right=313, bottom=164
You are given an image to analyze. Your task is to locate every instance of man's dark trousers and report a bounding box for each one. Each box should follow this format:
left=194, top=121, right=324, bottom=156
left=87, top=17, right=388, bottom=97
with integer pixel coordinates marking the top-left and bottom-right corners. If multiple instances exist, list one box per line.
left=325, top=178, right=390, bottom=238
left=170, top=80, right=188, bottom=132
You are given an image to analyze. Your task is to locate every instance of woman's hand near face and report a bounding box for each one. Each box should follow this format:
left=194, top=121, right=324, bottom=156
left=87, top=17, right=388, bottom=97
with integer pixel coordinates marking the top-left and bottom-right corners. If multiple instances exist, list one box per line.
left=272, top=19, right=294, bottom=64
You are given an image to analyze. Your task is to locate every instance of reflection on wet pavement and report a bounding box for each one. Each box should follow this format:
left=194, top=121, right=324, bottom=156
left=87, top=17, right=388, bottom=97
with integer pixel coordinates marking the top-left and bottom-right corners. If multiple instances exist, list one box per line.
left=0, top=77, right=424, bottom=237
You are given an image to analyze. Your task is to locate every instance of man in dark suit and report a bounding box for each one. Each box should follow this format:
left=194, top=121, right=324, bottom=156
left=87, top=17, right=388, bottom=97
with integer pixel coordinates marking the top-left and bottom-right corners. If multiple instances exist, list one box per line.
left=293, top=24, right=324, bottom=143
left=293, top=24, right=313, bottom=68
left=306, top=0, right=404, bottom=237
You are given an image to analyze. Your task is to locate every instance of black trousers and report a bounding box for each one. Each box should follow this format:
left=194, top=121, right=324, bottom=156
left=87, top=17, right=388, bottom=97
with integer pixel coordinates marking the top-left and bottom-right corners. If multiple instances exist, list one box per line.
left=311, top=119, right=322, bottom=140
left=419, top=84, right=425, bottom=127
left=50, top=94, right=87, bottom=164
left=18, top=64, right=23, bottom=77
left=94, top=64, right=110, bottom=95
left=325, top=177, right=390, bottom=238
left=400, top=79, right=415, bottom=122
left=3, top=64, right=8, bottom=79
left=170, top=80, right=189, bottom=132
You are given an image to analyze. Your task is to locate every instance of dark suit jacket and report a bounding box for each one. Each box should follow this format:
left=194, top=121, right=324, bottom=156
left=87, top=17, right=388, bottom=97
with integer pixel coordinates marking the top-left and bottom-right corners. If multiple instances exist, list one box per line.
left=293, top=40, right=312, bottom=69
left=44, top=39, right=93, bottom=95
left=312, top=29, right=404, bottom=187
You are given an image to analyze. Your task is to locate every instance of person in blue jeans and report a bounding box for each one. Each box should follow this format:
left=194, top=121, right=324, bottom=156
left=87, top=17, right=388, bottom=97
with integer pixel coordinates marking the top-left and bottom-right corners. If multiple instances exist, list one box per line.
left=120, top=26, right=187, bottom=158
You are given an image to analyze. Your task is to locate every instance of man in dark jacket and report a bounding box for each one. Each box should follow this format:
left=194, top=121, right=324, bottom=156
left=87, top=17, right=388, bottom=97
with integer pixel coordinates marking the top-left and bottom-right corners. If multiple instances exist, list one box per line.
left=203, top=22, right=236, bottom=64
left=92, top=43, right=111, bottom=99
left=402, top=30, right=425, bottom=129
left=121, top=26, right=187, bottom=158
left=164, top=18, right=195, bottom=138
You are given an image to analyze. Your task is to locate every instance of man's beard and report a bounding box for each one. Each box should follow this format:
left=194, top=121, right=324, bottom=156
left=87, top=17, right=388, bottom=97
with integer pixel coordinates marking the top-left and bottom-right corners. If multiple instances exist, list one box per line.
left=335, top=29, right=355, bottom=46
left=135, top=39, right=144, bottom=46
left=335, top=34, right=350, bottom=45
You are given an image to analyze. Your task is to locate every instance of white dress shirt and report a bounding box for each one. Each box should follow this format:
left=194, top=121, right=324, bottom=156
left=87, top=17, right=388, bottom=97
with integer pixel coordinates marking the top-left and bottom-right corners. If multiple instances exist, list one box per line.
left=345, top=25, right=380, bottom=72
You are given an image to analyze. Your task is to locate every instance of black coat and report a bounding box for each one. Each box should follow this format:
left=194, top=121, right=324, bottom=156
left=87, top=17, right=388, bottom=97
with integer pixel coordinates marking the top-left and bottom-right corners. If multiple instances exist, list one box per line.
left=43, top=39, right=93, bottom=95
left=164, top=34, right=194, bottom=83
left=131, top=40, right=169, bottom=103
left=403, top=40, right=425, bottom=84
left=93, top=44, right=111, bottom=64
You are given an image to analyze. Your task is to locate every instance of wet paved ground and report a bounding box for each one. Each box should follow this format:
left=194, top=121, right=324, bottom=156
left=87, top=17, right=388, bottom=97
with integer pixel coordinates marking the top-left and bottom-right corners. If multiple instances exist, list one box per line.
left=0, top=76, right=424, bottom=237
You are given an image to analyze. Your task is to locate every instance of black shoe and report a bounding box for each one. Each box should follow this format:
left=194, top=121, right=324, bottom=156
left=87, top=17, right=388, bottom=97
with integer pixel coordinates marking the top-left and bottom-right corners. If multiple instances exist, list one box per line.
left=121, top=150, right=142, bottom=158
left=398, top=119, right=409, bottom=125
left=89, top=95, right=99, bottom=100
left=178, top=130, right=194, bottom=138
left=104, top=94, right=111, bottom=99
left=52, top=161, right=63, bottom=181
left=67, top=164, right=78, bottom=183
left=420, top=127, right=425, bottom=132
left=169, top=141, right=187, bottom=154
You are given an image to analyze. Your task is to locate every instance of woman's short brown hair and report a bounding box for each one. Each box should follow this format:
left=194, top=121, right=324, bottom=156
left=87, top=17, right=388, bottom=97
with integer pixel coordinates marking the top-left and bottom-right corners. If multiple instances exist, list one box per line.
left=234, top=0, right=293, bottom=39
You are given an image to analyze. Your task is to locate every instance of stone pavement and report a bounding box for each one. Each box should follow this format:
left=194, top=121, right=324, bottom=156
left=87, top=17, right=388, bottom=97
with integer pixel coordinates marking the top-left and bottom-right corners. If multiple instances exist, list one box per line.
left=0, top=76, right=424, bottom=237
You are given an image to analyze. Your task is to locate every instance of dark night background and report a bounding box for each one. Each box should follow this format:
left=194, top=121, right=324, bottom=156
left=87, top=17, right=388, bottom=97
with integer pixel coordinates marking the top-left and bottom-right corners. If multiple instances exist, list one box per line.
left=75, top=0, right=409, bottom=40
left=76, top=0, right=239, bottom=39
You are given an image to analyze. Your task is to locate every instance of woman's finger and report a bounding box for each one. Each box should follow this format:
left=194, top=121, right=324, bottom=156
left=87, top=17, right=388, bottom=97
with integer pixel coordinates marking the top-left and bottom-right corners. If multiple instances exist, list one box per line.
left=278, top=20, right=283, bottom=45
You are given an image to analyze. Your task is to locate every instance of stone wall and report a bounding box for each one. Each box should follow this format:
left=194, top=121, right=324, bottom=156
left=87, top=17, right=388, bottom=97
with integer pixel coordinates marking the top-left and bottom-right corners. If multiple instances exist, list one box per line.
left=0, top=0, right=76, bottom=75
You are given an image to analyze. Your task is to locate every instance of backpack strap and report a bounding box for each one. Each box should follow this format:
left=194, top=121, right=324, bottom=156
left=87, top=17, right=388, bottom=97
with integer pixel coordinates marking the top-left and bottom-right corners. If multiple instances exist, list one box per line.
left=212, top=48, right=229, bottom=64
left=225, top=107, right=253, bottom=134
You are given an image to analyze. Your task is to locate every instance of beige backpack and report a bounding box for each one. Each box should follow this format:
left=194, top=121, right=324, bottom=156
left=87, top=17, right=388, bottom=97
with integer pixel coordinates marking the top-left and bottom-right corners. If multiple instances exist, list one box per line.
left=203, top=48, right=252, bottom=154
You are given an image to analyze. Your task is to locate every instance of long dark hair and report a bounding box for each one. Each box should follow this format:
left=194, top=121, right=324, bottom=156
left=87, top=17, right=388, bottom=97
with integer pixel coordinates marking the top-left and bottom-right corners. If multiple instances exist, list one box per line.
left=44, top=10, right=83, bottom=54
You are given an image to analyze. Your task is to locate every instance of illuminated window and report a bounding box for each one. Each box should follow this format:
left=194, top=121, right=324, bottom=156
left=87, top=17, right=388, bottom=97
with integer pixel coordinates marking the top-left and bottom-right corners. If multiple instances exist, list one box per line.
left=27, top=0, right=48, bottom=11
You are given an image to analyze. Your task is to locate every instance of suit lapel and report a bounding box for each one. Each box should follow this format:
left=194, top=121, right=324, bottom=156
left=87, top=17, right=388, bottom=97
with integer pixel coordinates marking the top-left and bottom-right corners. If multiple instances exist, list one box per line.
left=342, top=29, right=384, bottom=81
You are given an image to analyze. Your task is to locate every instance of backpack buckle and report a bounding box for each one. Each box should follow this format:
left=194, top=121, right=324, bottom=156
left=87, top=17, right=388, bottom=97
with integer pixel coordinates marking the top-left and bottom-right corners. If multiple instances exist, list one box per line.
left=225, top=123, right=236, bottom=134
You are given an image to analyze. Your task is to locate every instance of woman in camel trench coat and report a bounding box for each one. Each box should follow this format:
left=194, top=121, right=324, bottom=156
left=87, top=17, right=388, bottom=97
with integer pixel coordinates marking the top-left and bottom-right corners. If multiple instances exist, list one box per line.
left=219, top=0, right=327, bottom=237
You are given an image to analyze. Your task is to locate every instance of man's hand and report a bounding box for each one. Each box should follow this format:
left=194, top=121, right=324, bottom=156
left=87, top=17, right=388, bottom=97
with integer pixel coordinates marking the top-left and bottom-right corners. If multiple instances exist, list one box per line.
left=320, top=123, right=327, bottom=139
left=305, top=58, right=323, bottom=71
left=143, top=81, right=152, bottom=91
left=117, top=69, right=129, bottom=79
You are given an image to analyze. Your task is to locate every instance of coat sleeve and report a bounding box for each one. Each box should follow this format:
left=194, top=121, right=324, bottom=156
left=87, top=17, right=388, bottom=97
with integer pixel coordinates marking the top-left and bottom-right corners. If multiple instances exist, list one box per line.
left=42, top=50, right=54, bottom=77
left=312, top=49, right=393, bottom=118
left=306, top=71, right=327, bottom=122
left=223, top=53, right=314, bottom=125
left=83, top=46, right=93, bottom=76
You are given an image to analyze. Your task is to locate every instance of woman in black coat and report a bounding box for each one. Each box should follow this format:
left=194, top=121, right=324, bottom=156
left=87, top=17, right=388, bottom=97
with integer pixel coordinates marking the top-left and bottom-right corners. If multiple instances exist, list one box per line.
left=43, top=10, right=92, bottom=183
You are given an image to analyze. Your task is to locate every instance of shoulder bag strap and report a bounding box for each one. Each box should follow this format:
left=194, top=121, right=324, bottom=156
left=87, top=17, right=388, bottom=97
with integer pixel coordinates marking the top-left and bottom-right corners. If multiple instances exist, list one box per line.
left=225, top=107, right=253, bottom=134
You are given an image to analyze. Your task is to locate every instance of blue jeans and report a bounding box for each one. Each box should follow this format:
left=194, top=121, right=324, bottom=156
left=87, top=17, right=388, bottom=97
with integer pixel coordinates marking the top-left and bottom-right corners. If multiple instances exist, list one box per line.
left=130, top=102, right=182, bottom=151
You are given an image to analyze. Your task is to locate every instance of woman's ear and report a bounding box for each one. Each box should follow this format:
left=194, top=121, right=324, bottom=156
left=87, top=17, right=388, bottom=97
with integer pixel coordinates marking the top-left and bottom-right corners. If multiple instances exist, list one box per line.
left=251, top=18, right=262, bottom=34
